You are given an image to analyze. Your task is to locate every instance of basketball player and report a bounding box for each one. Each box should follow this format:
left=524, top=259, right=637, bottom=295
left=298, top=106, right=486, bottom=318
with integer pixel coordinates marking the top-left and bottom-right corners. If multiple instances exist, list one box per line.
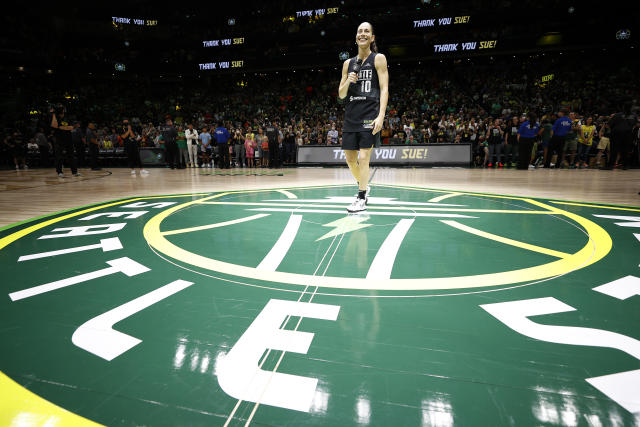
left=338, top=22, right=389, bottom=212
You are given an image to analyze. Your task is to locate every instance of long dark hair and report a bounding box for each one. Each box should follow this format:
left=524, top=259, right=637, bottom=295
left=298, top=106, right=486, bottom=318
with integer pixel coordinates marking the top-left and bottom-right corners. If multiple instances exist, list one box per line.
left=370, top=23, right=378, bottom=53
left=528, top=112, right=537, bottom=129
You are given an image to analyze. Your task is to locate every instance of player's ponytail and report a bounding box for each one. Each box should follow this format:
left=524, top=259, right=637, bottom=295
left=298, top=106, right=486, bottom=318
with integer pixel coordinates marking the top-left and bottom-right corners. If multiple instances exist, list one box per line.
left=370, top=23, right=378, bottom=53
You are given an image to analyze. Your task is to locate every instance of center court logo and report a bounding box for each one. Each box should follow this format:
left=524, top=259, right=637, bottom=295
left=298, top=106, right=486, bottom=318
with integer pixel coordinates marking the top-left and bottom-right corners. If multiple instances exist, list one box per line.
left=2, top=184, right=639, bottom=423
left=142, top=185, right=613, bottom=294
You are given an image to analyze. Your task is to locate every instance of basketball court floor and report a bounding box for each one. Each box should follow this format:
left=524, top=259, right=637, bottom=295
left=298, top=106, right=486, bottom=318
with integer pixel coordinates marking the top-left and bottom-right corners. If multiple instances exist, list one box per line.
left=1, top=166, right=639, bottom=426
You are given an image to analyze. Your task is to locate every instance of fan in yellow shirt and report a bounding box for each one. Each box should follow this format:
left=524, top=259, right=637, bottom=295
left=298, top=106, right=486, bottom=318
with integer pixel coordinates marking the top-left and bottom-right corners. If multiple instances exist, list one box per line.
left=576, top=116, right=595, bottom=168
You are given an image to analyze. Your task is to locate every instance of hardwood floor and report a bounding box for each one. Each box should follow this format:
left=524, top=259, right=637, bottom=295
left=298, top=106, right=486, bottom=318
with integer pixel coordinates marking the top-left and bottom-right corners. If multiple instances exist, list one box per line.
left=0, top=166, right=638, bottom=227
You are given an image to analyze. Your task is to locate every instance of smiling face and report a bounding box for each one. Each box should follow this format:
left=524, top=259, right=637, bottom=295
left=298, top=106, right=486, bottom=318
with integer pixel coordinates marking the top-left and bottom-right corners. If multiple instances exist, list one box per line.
left=356, top=22, right=374, bottom=49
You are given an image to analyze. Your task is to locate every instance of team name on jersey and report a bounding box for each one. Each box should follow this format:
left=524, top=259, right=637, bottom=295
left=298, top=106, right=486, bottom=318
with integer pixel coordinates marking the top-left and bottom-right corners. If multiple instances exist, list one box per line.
left=358, top=69, right=373, bottom=80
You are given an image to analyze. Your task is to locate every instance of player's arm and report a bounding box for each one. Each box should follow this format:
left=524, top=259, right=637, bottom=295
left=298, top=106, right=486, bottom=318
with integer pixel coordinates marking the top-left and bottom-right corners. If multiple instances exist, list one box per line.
left=338, top=60, right=355, bottom=99
left=372, top=53, right=389, bottom=135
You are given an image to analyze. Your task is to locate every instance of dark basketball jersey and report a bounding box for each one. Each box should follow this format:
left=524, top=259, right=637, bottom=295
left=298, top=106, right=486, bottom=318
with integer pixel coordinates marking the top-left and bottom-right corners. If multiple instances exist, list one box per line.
left=265, top=125, right=278, bottom=144
left=343, top=53, right=380, bottom=132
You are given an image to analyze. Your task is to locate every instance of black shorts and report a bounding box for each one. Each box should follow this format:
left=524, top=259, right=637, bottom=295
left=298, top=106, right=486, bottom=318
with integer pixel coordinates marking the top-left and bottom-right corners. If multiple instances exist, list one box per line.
left=342, top=131, right=379, bottom=151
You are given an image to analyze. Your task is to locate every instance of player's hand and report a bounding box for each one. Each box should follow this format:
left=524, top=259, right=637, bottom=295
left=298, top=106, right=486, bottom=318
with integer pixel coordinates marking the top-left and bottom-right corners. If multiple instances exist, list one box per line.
left=371, top=116, right=384, bottom=135
left=347, top=72, right=358, bottom=84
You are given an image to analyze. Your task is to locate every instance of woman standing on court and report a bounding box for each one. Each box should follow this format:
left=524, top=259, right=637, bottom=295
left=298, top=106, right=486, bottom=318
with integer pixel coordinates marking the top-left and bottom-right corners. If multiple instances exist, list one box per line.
left=338, top=22, right=389, bottom=213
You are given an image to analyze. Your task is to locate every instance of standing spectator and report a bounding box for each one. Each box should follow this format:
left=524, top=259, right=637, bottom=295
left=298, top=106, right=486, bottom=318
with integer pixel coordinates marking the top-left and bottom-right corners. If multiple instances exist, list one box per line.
left=504, top=117, right=519, bottom=168
left=185, top=123, right=199, bottom=168
left=546, top=110, right=571, bottom=168
left=606, top=109, right=635, bottom=170
left=214, top=121, right=230, bottom=168
left=34, top=128, right=51, bottom=167
left=176, top=126, right=188, bottom=169
left=486, top=118, right=504, bottom=167
left=50, top=107, right=79, bottom=177
left=121, top=118, right=148, bottom=175
left=517, top=112, right=540, bottom=170
left=199, top=127, right=212, bottom=168
left=5, top=131, right=27, bottom=170
left=72, top=122, right=86, bottom=167
left=282, top=128, right=294, bottom=165
left=234, top=129, right=245, bottom=168
left=538, top=119, right=553, bottom=168
left=265, top=121, right=280, bottom=168
left=595, top=119, right=611, bottom=168
left=160, top=119, right=178, bottom=169
left=86, top=122, right=101, bottom=170
left=327, top=124, right=339, bottom=145
left=559, top=112, right=580, bottom=168
left=244, top=132, right=256, bottom=168
left=576, top=116, right=595, bottom=168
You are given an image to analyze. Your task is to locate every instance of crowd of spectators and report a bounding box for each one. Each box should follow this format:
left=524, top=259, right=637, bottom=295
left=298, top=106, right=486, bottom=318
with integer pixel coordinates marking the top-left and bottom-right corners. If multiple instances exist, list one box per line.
left=2, top=53, right=639, bottom=170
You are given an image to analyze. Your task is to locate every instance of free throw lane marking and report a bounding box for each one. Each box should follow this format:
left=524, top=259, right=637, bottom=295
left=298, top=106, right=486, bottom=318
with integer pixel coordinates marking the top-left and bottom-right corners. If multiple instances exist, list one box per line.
left=257, top=215, right=303, bottom=271
left=161, top=214, right=270, bottom=236
left=441, top=220, right=571, bottom=259
left=366, top=219, right=415, bottom=279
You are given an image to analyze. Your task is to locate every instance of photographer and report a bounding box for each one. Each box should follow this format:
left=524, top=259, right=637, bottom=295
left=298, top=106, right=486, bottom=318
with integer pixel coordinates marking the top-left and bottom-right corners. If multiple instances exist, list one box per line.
left=121, top=118, right=148, bottom=175
left=50, top=106, right=79, bottom=177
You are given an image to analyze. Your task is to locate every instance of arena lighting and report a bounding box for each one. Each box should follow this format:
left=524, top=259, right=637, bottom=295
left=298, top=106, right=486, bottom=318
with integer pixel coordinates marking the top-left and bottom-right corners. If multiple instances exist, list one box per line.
left=228, top=18, right=235, bottom=26
left=616, top=29, right=631, bottom=40
left=46, top=69, right=53, bottom=74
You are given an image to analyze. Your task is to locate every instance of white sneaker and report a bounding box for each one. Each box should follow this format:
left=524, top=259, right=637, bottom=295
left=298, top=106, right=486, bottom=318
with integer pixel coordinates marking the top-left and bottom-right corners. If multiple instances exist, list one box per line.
left=528, top=164, right=535, bottom=169
left=58, top=173, right=64, bottom=178
left=73, top=172, right=81, bottom=177
left=347, top=197, right=367, bottom=213
left=131, top=170, right=136, bottom=175
left=140, top=169, right=149, bottom=175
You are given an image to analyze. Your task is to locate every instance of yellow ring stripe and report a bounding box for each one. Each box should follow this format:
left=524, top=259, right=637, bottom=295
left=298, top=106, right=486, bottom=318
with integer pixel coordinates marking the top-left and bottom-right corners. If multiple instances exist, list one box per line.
left=0, top=371, right=103, bottom=426
left=144, top=189, right=613, bottom=291
left=441, top=220, right=570, bottom=259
